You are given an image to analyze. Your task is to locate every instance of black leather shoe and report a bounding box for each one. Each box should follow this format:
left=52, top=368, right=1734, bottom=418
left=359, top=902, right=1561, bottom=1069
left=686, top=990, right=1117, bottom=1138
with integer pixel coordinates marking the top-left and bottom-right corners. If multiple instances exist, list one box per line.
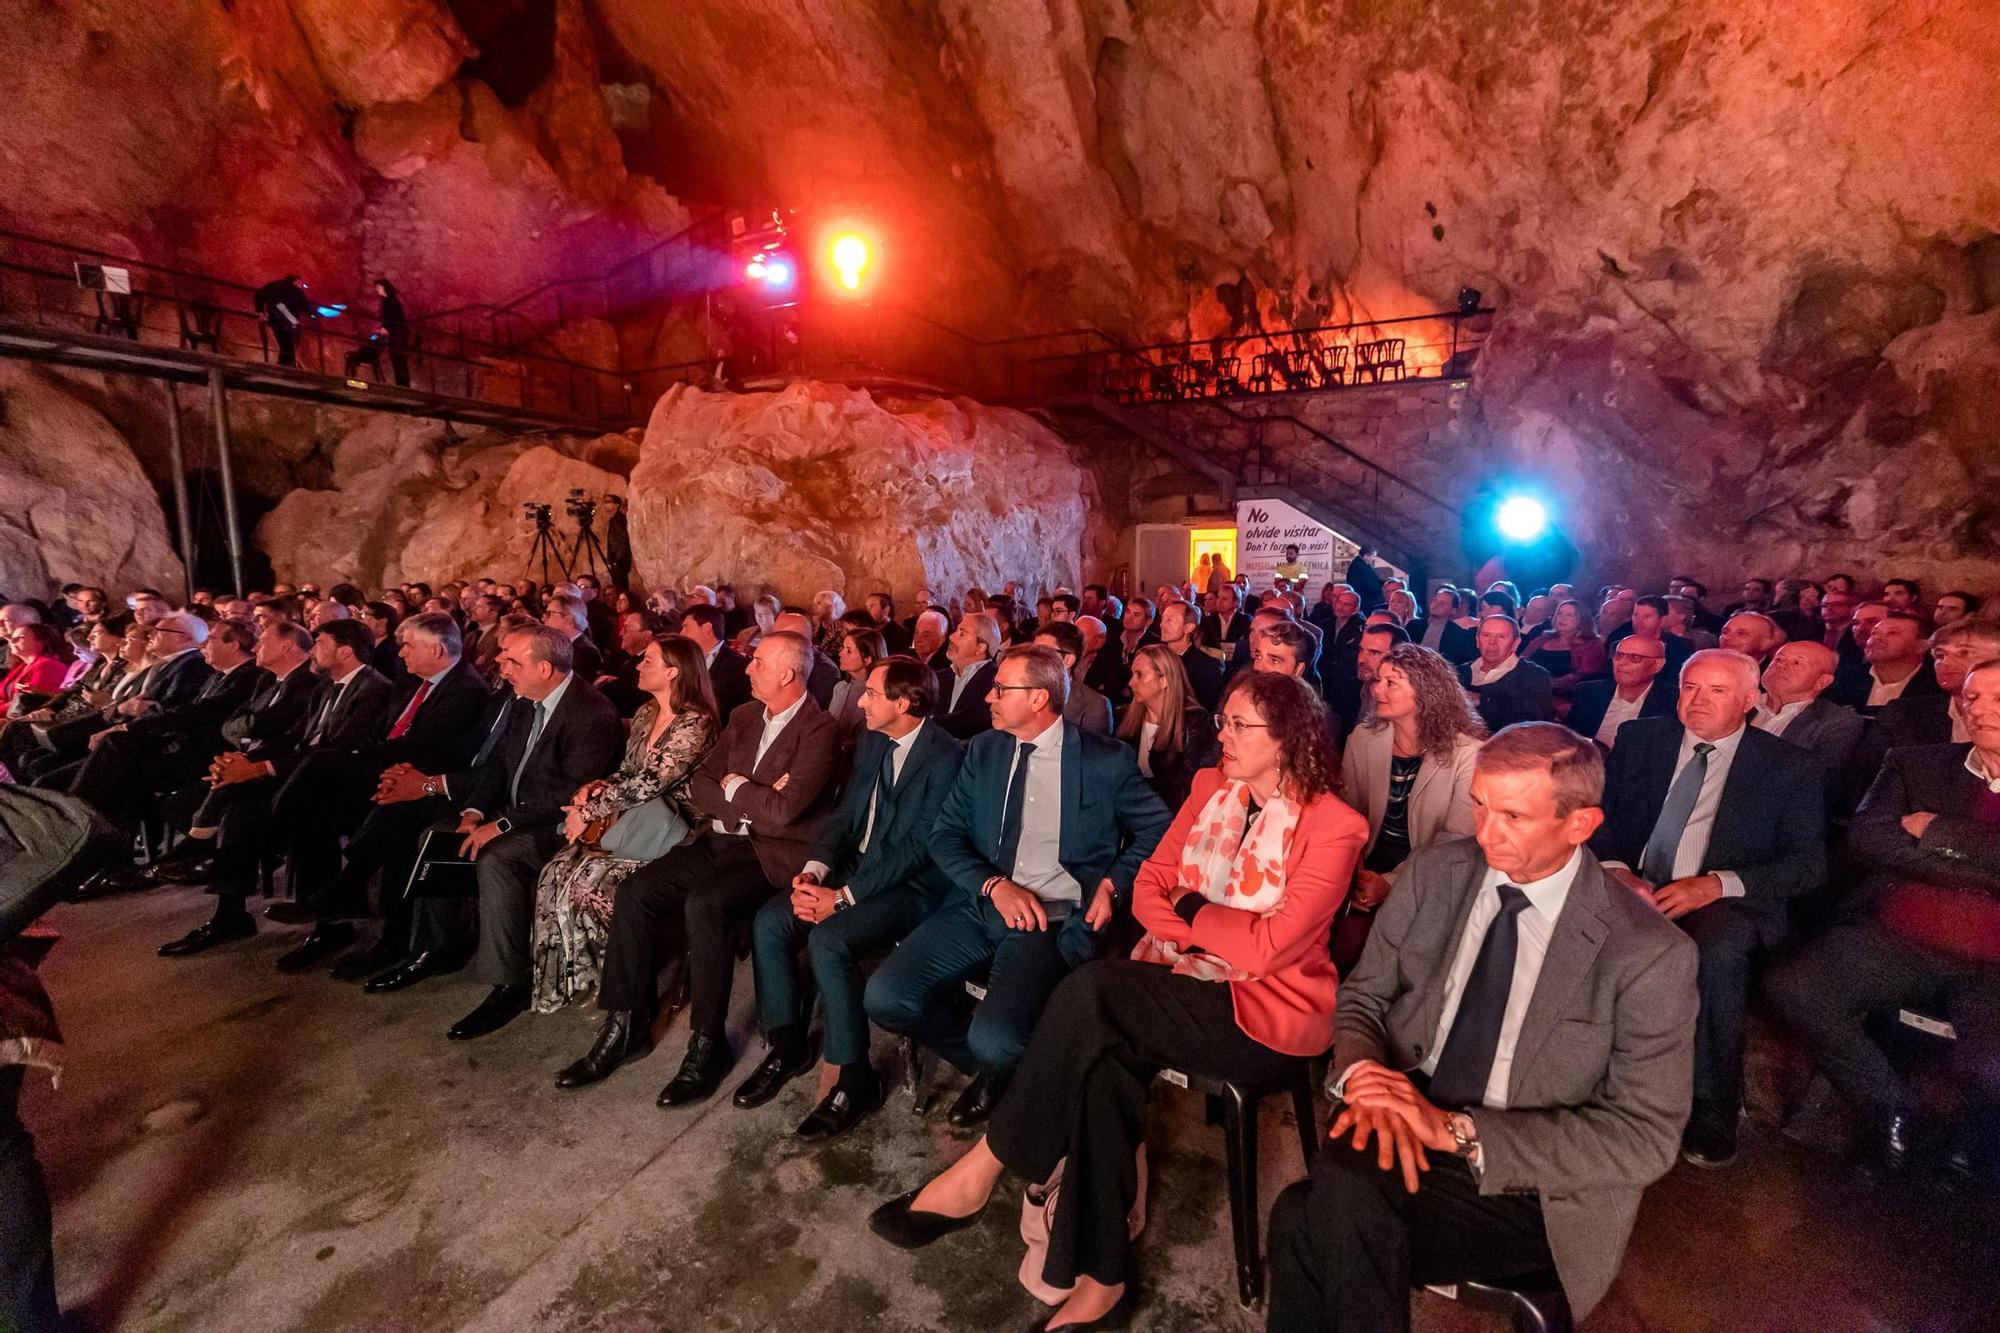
left=330, top=938, right=407, bottom=983
left=1025, top=1286, right=1135, bottom=1331
left=796, top=1076, right=886, bottom=1142
left=158, top=913, right=256, bottom=957
left=867, top=1188, right=986, bottom=1249
left=657, top=1030, right=732, bottom=1106
left=74, top=866, right=150, bottom=900
left=147, top=853, right=217, bottom=885
left=947, top=1072, right=1008, bottom=1128
left=363, top=950, right=447, bottom=994
left=1680, top=1107, right=1739, bottom=1168
left=731, top=1042, right=815, bottom=1109
left=556, top=1011, right=654, bottom=1089
left=1857, top=1110, right=1918, bottom=1178
left=263, top=900, right=320, bottom=926
left=274, top=921, right=357, bottom=974
left=447, top=984, right=529, bottom=1041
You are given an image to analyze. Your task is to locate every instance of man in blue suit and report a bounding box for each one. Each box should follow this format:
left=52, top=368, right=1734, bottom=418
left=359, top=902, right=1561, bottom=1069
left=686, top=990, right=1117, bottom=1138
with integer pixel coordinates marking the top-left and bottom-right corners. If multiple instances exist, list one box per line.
left=735, top=656, right=966, bottom=1141
left=865, top=645, right=1172, bottom=1126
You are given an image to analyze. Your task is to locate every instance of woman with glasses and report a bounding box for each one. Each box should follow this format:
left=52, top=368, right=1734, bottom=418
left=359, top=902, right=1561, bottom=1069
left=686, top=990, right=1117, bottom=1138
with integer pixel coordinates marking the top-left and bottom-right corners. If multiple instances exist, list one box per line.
left=869, top=672, right=1364, bottom=1331
left=0, top=627, right=70, bottom=713
left=1335, top=644, right=1487, bottom=970
left=1115, top=643, right=1217, bottom=810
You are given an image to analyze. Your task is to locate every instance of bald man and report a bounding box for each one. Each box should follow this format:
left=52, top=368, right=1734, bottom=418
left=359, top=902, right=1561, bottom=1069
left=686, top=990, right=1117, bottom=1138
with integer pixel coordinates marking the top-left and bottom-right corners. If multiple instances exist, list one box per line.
left=1755, top=640, right=1864, bottom=778
left=773, top=611, right=839, bottom=708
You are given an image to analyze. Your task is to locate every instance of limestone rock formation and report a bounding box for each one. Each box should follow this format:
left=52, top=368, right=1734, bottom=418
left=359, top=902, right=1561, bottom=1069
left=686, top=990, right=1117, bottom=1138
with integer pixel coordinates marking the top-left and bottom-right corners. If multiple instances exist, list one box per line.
left=627, top=383, right=1091, bottom=602
left=0, top=363, right=184, bottom=598
left=256, top=421, right=630, bottom=590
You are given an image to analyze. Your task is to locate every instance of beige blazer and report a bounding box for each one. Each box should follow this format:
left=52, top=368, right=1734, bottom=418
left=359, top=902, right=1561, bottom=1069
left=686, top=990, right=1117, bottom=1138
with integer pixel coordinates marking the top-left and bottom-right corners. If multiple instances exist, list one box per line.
left=1339, top=726, right=1480, bottom=881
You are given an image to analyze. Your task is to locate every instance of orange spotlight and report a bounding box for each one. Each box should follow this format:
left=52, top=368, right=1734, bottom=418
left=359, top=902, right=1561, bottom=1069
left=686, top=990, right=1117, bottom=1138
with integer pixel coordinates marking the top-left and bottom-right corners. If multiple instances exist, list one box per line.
left=829, top=232, right=872, bottom=293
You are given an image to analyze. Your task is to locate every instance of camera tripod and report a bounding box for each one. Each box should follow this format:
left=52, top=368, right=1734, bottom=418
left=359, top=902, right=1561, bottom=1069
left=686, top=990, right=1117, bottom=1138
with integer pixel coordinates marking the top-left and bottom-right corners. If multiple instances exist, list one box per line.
left=568, top=513, right=611, bottom=581
left=524, top=511, right=568, bottom=588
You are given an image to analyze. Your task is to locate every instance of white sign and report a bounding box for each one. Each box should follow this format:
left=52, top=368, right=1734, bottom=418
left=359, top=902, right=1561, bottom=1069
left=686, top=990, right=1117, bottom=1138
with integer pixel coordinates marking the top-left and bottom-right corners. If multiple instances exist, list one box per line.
left=1234, top=498, right=1354, bottom=592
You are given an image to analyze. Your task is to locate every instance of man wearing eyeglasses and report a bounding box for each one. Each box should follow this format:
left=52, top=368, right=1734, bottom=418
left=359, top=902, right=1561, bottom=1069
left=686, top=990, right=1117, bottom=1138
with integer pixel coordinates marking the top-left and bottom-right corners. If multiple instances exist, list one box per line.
left=865, top=645, right=1172, bottom=1127
left=1567, top=634, right=1672, bottom=749
left=18, top=613, right=214, bottom=787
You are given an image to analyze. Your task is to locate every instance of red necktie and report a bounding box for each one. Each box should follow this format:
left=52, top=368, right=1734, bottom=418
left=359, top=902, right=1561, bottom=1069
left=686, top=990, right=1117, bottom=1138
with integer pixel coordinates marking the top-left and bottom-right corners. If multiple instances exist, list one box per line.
left=387, top=679, right=432, bottom=739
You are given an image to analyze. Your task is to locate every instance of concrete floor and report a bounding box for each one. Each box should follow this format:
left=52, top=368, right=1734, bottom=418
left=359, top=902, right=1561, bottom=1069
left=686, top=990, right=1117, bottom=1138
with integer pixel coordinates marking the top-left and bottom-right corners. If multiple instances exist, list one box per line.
left=19, top=887, right=2000, bottom=1332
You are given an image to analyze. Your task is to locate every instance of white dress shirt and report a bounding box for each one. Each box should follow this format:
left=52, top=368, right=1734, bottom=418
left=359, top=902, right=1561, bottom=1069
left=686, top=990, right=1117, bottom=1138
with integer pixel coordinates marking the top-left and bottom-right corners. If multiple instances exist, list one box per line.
left=1417, top=847, right=1584, bottom=1109
left=1469, top=654, right=1519, bottom=688
left=1137, top=720, right=1159, bottom=778
left=1606, top=723, right=1750, bottom=898
left=1594, top=688, right=1648, bottom=747
left=462, top=673, right=571, bottom=818
left=1966, top=748, right=2000, bottom=794
left=1005, top=717, right=1081, bottom=908
left=1754, top=695, right=1811, bottom=737
left=307, top=664, right=365, bottom=742
left=716, top=692, right=806, bottom=828
left=1866, top=668, right=1918, bottom=709
left=803, top=721, right=925, bottom=882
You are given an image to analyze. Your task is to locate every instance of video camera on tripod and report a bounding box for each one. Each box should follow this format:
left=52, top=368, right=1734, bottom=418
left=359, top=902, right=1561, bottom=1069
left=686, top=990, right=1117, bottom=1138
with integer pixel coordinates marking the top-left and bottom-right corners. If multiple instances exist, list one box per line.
left=523, top=501, right=555, bottom=529
left=564, top=489, right=597, bottom=527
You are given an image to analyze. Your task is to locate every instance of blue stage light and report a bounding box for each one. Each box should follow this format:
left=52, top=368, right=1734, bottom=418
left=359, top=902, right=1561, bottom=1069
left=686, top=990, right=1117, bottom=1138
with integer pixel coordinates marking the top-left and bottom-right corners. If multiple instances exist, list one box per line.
left=1496, top=496, right=1549, bottom=543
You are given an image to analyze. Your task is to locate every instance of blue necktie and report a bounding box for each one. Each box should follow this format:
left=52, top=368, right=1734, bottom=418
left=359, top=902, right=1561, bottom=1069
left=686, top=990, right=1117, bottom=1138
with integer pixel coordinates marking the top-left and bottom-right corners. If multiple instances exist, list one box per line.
left=995, top=741, right=1037, bottom=875
left=1641, top=742, right=1715, bottom=882
left=1428, top=885, right=1532, bottom=1109
left=859, top=741, right=897, bottom=855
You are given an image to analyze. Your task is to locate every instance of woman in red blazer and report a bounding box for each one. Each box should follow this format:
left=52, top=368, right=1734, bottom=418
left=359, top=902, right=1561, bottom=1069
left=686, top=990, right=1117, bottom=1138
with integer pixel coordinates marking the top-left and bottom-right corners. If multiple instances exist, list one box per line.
left=869, top=672, right=1364, bottom=1330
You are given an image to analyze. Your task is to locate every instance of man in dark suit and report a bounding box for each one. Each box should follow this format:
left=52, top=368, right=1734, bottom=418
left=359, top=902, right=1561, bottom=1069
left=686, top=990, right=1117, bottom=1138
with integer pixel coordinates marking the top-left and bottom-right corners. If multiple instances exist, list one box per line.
left=865, top=592, right=912, bottom=656
left=1409, top=586, right=1477, bottom=665
left=25, top=612, right=215, bottom=782
left=864, top=645, right=1172, bottom=1125
left=1458, top=615, right=1555, bottom=733
left=544, top=593, right=602, bottom=682
left=938, top=612, right=1000, bottom=740
left=683, top=604, right=752, bottom=718
left=1199, top=583, right=1251, bottom=658
left=1269, top=724, right=1697, bottom=1331
left=379, top=623, right=623, bottom=1039
left=1844, top=618, right=2000, bottom=801
left=1567, top=633, right=1672, bottom=748
left=911, top=608, right=952, bottom=679
left=1590, top=649, right=1825, bottom=1166
left=602, top=494, right=633, bottom=591
left=68, top=618, right=268, bottom=848
left=1828, top=609, right=1939, bottom=715
left=156, top=620, right=396, bottom=956
left=563, top=630, right=843, bottom=1104
left=731, top=657, right=965, bottom=1139
left=268, top=613, right=492, bottom=973
left=1754, top=640, right=1864, bottom=778
left=1766, top=667, right=2000, bottom=1176
left=1033, top=623, right=1111, bottom=735
left=1158, top=600, right=1223, bottom=712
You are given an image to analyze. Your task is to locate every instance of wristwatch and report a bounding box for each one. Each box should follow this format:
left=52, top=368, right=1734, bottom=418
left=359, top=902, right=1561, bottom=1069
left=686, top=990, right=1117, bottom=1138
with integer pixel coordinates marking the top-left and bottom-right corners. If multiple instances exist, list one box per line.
left=1447, top=1111, right=1480, bottom=1159
left=494, top=817, right=514, bottom=835
left=422, top=776, right=439, bottom=798
left=833, top=887, right=855, bottom=912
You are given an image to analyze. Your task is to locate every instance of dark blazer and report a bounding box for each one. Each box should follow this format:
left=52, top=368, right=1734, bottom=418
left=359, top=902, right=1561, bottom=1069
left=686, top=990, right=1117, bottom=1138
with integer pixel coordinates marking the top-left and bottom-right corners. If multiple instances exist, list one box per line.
left=139, top=650, right=216, bottom=714
left=362, top=659, right=491, bottom=773
left=689, top=694, right=845, bottom=887
left=1768, top=696, right=1865, bottom=780
left=1131, top=703, right=1219, bottom=813
left=706, top=644, right=753, bottom=719
left=219, top=665, right=321, bottom=759
left=126, top=662, right=271, bottom=751
left=268, top=667, right=398, bottom=776
left=1844, top=689, right=1954, bottom=806
left=1458, top=658, right=1556, bottom=732
left=1308, top=608, right=1364, bottom=672
left=1063, top=676, right=1112, bottom=735
left=1827, top=656, right=1941, bottom=714
left=1589, top=718, right=1826, bottom=942
left=1409, top=616, right=1478, bottom=666
left=937, top=659, right=998, bottom=740
left=929, top=720, right=1173, bottom=909
left=1201, top=610, right=1251, bottom=651
left=569, top=634, right=603, bottom=684
left=1566, top=674, right=1675, bottom=743
left=1177, top=642, right=1225, bottom=713
left=806, top=648, right=839, bottom=710
left=1335, top=838, right=1697, bottom=1319
left=1847, top=743, right=2000, bottom=913
left=370, top=638, right=406, bottom=683
left=446, top=674, right=623, bottom=832
left=810, top=720, right=965, bottom=901
left=876, top=619, right=912, bottom=656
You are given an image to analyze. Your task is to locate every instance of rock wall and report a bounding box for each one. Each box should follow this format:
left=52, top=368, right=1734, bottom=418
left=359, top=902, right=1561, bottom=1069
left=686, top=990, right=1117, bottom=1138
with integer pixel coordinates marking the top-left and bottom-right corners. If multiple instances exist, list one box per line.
left=0, top=363, right=184, bottom=598
left=627, top=383, right=1090, bottom=602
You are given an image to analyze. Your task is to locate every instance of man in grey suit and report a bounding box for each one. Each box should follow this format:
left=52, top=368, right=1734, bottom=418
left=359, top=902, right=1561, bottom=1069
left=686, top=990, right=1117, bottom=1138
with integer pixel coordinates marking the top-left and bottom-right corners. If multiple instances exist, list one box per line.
left=1034, top=623, right=1111, bottom=735
left=1754, top=641, right=1864, bottom=778
left=1268, top=723, right=1697, bottom=1331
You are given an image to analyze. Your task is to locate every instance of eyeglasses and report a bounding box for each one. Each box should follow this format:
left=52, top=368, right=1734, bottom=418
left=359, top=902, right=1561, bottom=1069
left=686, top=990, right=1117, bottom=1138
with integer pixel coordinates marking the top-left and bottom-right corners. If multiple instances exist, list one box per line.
left=1611, top=650, right=1663, bottom=663
left=989, top=684, right=1043, bottom=695
left=1213, top=713, right=1271, bottom=738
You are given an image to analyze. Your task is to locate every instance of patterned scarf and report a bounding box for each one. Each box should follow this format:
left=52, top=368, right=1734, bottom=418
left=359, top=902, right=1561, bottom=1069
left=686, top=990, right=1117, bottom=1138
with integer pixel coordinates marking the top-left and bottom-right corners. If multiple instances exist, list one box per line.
left=1134, top=778, right=1299, bottom=982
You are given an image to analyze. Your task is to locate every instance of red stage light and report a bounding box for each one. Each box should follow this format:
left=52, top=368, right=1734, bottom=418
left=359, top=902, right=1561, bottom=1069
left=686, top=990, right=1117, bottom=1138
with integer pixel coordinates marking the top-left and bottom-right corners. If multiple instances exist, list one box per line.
left=829, top=232, right=872, bottom=293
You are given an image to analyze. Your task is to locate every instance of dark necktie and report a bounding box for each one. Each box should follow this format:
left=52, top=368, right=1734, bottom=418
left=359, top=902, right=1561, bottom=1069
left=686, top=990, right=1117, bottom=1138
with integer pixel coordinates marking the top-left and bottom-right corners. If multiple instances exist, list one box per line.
left=994, top=741, right=1037, bottom=876
left=859, top=741, right=897, bottom=854
left=509, top=700, right=548, bottom=805
left=1641, top=741, right=1715, bottom=881
left=309, top=680, right=347, bottom=746
left=1428, top=885, right=1532, bottom=1110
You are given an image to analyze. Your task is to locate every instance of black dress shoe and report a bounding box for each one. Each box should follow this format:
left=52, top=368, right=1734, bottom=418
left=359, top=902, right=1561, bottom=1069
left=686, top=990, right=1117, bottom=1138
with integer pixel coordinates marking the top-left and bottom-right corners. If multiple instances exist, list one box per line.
left=330, top=938, right=407, bottom=983
left=1680, top=1107, right=1739, bottom=1168
left=274, top=921, right=357, bottom=974
left=1026, top=1287, right=1136, bottom=1331
left=158, top=913, right=257, bottom=957
left=947, top=1072, right=1008, bottom=1128
left=447, top=984, right=530, bottom=1041
left=263, top=900, right=320, bottom=926
left=731, top=1042, right=815, bottom=1109
left=556, top=1011, right=654, bottom=1089
left=1856, top=1110, right=1918, bottom=1178
left=74, top=866, right=150, bottom=900
left=363, top=950, right=447, bottom=994
left=796, top=1076, right=886, bottom=1142
left=657, top=1030, right=733, bottom=1106
left=147, top=853, right=217, bottom=886
left=867, top=1188, right=987, bottom=1249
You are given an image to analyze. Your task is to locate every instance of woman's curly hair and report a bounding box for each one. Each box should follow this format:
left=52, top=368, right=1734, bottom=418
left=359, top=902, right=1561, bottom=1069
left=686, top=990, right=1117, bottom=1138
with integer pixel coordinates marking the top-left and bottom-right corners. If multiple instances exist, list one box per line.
left=1219, top=670, right=1341, bottom=802
left=1368, top=644, right=1487, bottom=758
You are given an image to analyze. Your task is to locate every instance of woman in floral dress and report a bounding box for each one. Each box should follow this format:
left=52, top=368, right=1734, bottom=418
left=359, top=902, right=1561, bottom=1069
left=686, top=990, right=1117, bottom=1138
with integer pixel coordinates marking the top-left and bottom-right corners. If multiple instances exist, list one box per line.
left=530, top=634, right=718, bottom=1012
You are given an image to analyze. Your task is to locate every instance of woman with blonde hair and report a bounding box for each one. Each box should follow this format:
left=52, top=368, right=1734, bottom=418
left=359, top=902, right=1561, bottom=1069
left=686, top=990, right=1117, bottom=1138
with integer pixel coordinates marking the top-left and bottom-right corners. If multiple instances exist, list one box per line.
left=1116, top=643, right=1217, bottom=810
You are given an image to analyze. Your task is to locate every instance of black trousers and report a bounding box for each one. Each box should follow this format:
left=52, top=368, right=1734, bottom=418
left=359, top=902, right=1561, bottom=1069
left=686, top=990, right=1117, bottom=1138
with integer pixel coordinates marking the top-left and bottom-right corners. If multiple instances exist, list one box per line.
left=0, top=1067, right=60, bottom=1333
left=68, top=731, right=210, bottom=832
left=273, top=752, right=378, bottom=907
left=317, top=799, right=446, bottom=923
left=599, top=833, right=771, bottom=1035
left=1765, top=921, right=2000, bottom=1119
left=1267, top=1137, right=1552, bottom=1333
left=409, top=819, right=563, bottom=986
left=1679, top=898, right=1764, bottom=1114
left=986, top=959, right=1300, bottom=1289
